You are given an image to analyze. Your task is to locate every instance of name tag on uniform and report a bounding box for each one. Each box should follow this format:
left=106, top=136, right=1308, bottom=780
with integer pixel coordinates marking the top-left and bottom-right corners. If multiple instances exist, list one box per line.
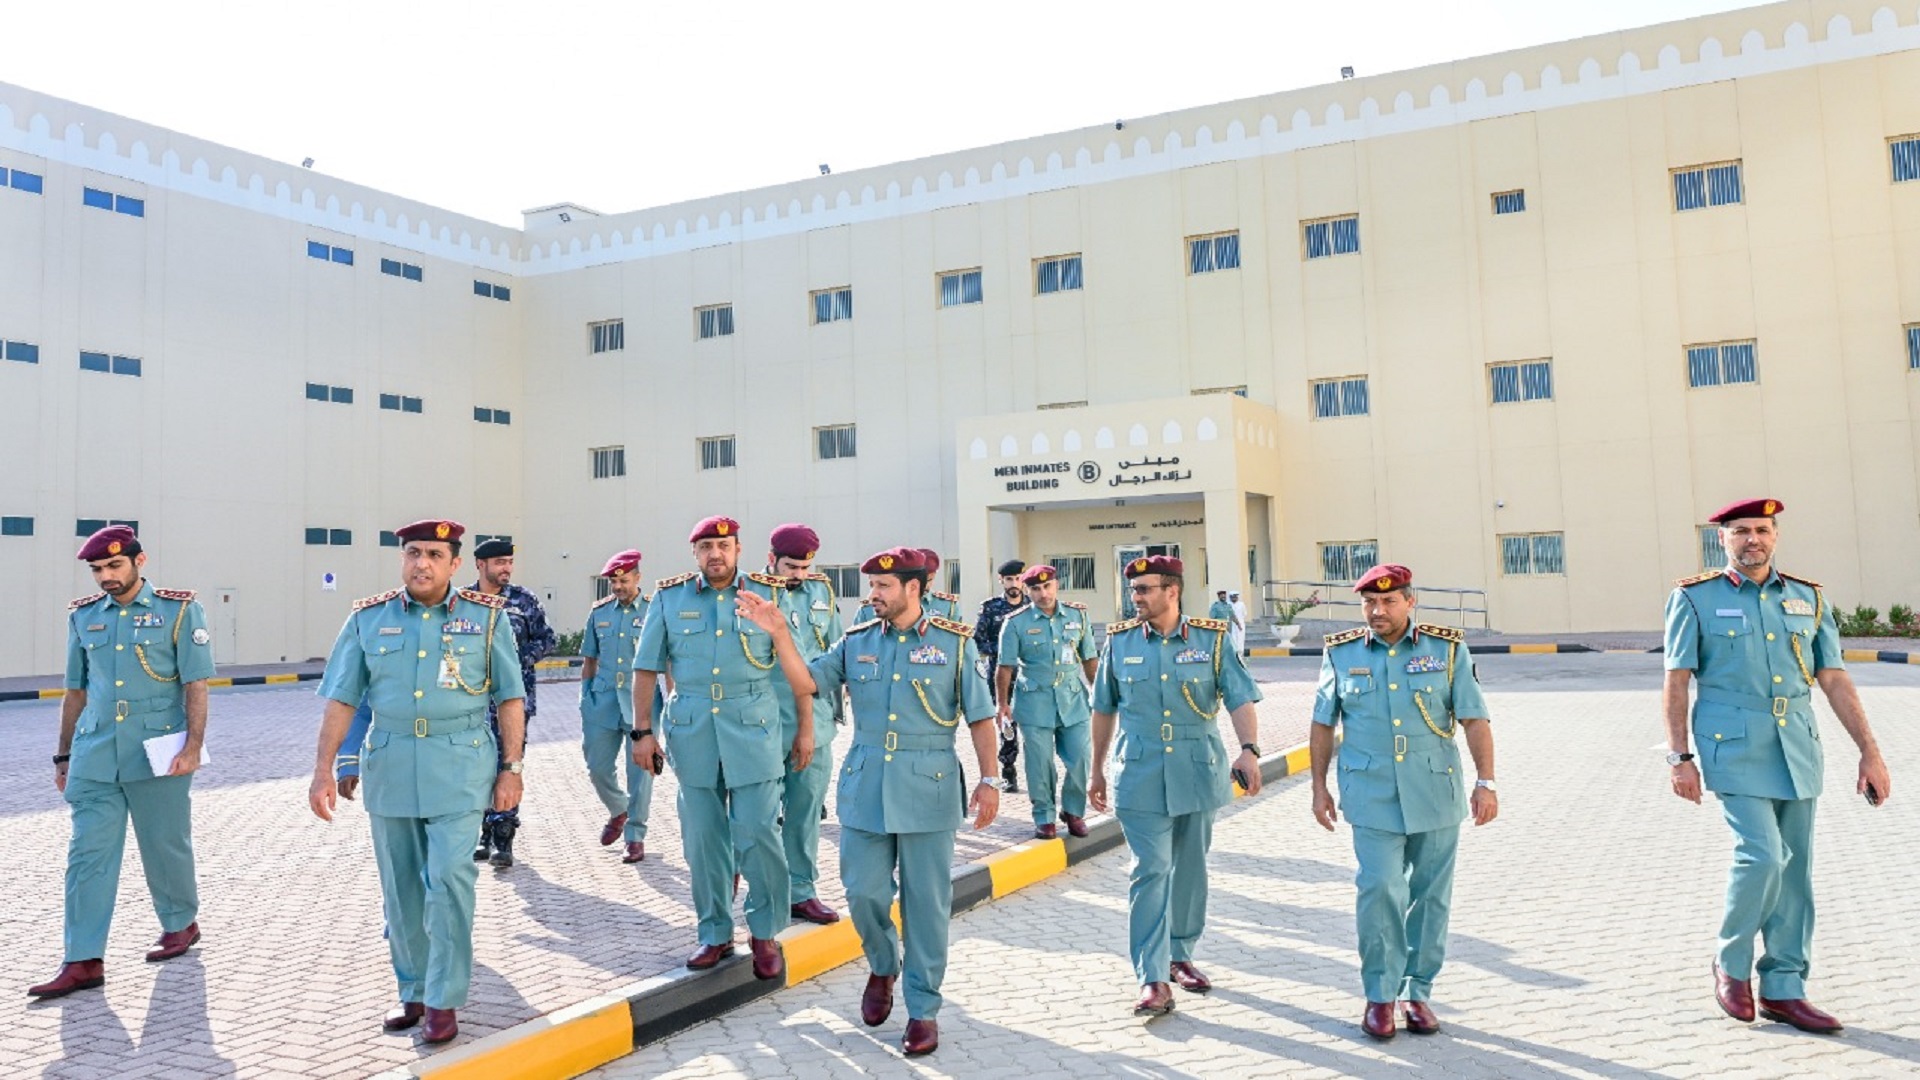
left=131, top=613, right=164, bottom=628
left=678, top=611, right=701, bottom=619
left=909, top=645, right=948, bottom=665
left=378, top=626, right=404, bottom=636
left=595, top=621, right=611, bottom=629
left=1123, top=655, right=1145, bottom=665
left=1406, top=655, right=1445, bottom=674
left=1782, top=599, right=1814, bottom=616
left=86, top=623, right=107, bottom=632
left=1715, top=609, right=1744, bottom=618
left=443, top=619, right=482, bottom=635
left=1174, top=648, right=1211, bottom=664
left=1348, top=667, right=1370, bottom=675
left=1025, top=627, right=1044, bottom=634
left=856, top=655, right=878, bottom=663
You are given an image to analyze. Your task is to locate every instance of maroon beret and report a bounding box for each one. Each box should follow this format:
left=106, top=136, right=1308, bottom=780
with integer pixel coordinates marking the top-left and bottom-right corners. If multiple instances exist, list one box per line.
left=76, top=525, right=140, bottom=562
left=600, top=549, right=642, bottom=577
left=916, top=548, right=941, bottom=574
left=688, top=516, right=741, bottom=543
left=768, top=523, right=820, bottom=560
left=1708, top=498, right=1782, bottom=524
left=1353, top=563, right=1413, bottom=594
left=1122, top=554, right=1183, bottom=579
left=861, top=547, right=929, bottom=576
left=394, top=519, right=465, bottom=546
left=1020, top=564, right=1059, bottom=587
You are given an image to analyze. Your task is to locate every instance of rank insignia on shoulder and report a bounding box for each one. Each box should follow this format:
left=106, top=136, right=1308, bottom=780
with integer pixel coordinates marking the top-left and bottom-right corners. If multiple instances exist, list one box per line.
left=591, top=594, right=617, bottom=609
left=908, top=644, right=950, bottom=665
left=1406, top=654, right=1446, bottom=674
left=746, top=571, right=786, bottom=589
left=1415, top=622, right=1463, bottom=644
left=655, top=571, right=698, bottom=591
left=352, top=588, right=404, bottom=612
left=1174, top=648, right=1212, bottom=664
left=69, top=592, right=106, bottom=611
left=1188, top=616, right=1228, bottom=632
left=1062, top=599, right=1087, bottom=610
left=1324, top=627, right=1368, bottom=647
left=457, top=588, right=507, bottom=610
left=846, top=618, right=883, bottom=634
left=1781, top=598, right=1815, bottom=616
left=1778, top=571, right=1822, bottom=589
left=1107, top=617, right=1142, bottom=635
left=153, top=587, right=197, bottom=602
left=930, top=590, right=959, bottom=603
left=1674, top=570, right=1722, bottom=588
left=928, top=615, right=973, bottom=637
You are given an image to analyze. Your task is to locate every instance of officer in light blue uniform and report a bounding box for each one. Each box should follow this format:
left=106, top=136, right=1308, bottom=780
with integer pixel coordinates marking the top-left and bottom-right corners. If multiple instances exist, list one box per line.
left=1664, top=498, right=1890, bottom=1035
left=995, top=563, right=1098, bottom=839
left=1090, top=554, right=1264, bottom=1018
left=580, top=549, right=657, bottom=863
left=31, top=526, right=215, bottom=1000
left=629, top=515, right=802, bottom=981
left=309, top=519, right=526, bottom=1046
left=1310, top=563, right=1497, bottom=1041
left=856, top=548, right=959, bottom=623
left=765, top=523, right=847, bottom=925
left=743, top=545, right=1000, bottom=1058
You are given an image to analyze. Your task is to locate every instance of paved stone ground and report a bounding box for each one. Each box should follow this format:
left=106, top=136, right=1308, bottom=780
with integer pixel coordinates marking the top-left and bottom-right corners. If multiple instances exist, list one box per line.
left=590, top=654, right=1920, bottom=1080
left=0, top=674, right=1306, bottom=1079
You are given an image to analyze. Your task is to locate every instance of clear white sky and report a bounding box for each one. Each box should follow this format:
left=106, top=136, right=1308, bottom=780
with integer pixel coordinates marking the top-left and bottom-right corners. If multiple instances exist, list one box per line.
left=1, top=0, right=1759, bottom=226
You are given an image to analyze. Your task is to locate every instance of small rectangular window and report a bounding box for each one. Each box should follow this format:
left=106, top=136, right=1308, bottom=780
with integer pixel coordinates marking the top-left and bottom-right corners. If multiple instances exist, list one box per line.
left=1035, top=254, right=1084, bottom=295
left=331, top=246, right=353, bottom=266
left=304, top=527, right=329, bottom=545
left=8, top=169, right=43, bottom=193
left=114, top=195, right=144, bottom=217
left=379, top=393, right=401, bottom=410
left=4, top=340, right=39, bottom=363
left=1685, top=339, right=1759, bottom=388
left=473, top=280, right=492, bottom=298
left=306, top=382, right=329, bottom=401
left=811, top=287, right=854, bottom=324
left=1489, top=359, right=1553, bottom=404
left=1698, top=525, right=1727, bottom=570
left=380, top=258, right=402, bottom=277
left=1499, top=532, right=1566, bottom=576
left=402, top=263, right=422, bottom=282
left=1906, top=324, right=1920, bottom=370
left=938, top=269, right=983, bottom=308
left=815, top=424, right=857, bottom=460
left=697, top=304, right=735, bottom=339
left=76, top=518, right=108, bottom=537
left=1, top=516, right=33, bottom=537
left=1186, top=231, right=1240, bottom=275
left=474, top=407, right=493, bottom=422
left=380, top=530, right=401, bottom=547
left=1673, top=161, right=1743, bottom=211
left=82, top=187, right=114, bottom=210
left=330, top=386, right=353, bottom=404
left=493, top=285, right=510, bottom=302
left=1491, top=189, right=1527, bottom=214
left=1892, top=136, right=1920, bottom=183
left=589, top=318, right=625, bottom=354
left=79, top=350, right=110, bottom=373
left=308, top=241, right=331, bottom=261
left=698, top=435, right=736, bottom=471
left=328, top=528, right=351, bottom=546
left=1310, top=376, right=1370, bottom=419
left=110, top=355, right=141, bottom=377
left=820, top=565, right=862, bottom=601
left=1317, top=540, right=1379, bottom=582
left=1303, top=215, right=1362, bottom=259
left=1042, top=554, right=1098, bottom=591
left=401, top=396, right=422, bottom=413
left=591, top=445, right=627, bottom=479
left=491, top=409, right=510, bottom=425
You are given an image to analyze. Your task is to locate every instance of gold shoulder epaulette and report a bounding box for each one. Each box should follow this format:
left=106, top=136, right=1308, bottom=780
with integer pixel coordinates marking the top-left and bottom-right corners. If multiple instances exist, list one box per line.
left=152, top=587, right=197, bottom=602
left=1062, top=599, right=1087, bottom=610
left=68, top=592, right=105, bottom=611
left=655, top=571, right=697, bottom=591
left=591, top=594, right=616, bottom=609
left=746, top=571, right=786, bottom=589
left=1674, top=570, right=1722, bottom=588
left=929, top=590, right=960, bottom=603
left=807, top=571, right=831, bottom=581
left=352, top=588, right=403, bottom=612
left=1778, top=571, right=1822, bottom=589
left=1324, top=627, right=1367, bottom=647
left=846, top=617, right=883, bottom=634
left=1188, top=616, right=1228, bottom=632
left=1417, top=622, right=1464, bottom=644
left=928, top=615, right=974, bottom=637
left=458, top=587, right=507, bottom=610
left=1107, top=617, right=1142, bottom=635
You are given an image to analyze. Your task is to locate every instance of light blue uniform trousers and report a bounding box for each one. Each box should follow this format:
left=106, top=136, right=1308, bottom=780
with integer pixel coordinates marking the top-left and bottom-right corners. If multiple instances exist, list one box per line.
left=1716, top=794, right=1816, bottom=999
left=62, top=774, right=198, bottom=961
left=681, top=777, right=787, bottom=943
left=1351, top=823, right=1459, bottom=1003
left=841, top=825, right=956, bottom=1020
left=1019, top=720, right=1091, bottom=826
left=370, top=809, right=484, bottom=1008
left=780, top=708, right=836, bottom=902
left=1115, top=806, right=1214, bottom=986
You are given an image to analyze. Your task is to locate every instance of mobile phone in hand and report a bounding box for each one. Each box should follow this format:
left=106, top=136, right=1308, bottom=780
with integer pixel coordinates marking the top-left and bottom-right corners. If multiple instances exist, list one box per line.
left=1866, top=782, right=1882, bottom=807
left=652, top=751, right=666, bottom=776
left=1231, top=767, right=1250, bottom=792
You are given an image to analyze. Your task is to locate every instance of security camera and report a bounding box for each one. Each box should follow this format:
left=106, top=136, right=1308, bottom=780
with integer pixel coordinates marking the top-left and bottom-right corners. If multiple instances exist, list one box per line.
left=1115, top=120, right=1125, bottom=130
left=560, top=551, right=570, bottom=559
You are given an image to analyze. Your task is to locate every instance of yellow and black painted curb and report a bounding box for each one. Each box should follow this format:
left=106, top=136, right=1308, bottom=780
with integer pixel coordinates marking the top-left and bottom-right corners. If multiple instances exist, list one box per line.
left=373, top=741, right=1314, bottom=1080
left=0, top=659, right=589, bottom=704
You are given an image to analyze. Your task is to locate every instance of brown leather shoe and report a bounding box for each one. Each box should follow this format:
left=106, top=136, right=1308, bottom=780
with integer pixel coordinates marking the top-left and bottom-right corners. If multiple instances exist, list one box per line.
left=27, top=960, right=104, bottom=999
left=750, top=937, right=784, bottom=981
left=791, top=899, right=840, bottom=925
left=145, top=922, right=200, bottom=962
left=861, top=974, right=896, bottom=1027
left=1169, top=962, right=1211, bottom=992
left=1758, top=997, right=1843, bottom=1033
left=902, top=1018, right=938, bottom=1056
left=686, top=943, right=736, bottom=970
left=621, top=841, right=645, bottom=864
left=599, top=813, right=628, bottom=847
left=1061, top=813, right=1089, bottom=838
left=1401, top=1000, right=1440, bottom=1035
left=1133, top=982, right=1175, bottom=1016
left=421, top=1007, right=457, bottom=1044
left=1034, top=824, right=1057, bottom=840
left=381, top=1002, right=424, bottom=1031
left=1362, top=1001, right=1397, bottom=1040
left=1714, top=962, right=1755, bottom=1022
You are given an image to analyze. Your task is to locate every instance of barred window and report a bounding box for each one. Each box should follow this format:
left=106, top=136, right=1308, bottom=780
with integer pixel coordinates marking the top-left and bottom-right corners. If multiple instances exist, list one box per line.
left=1499, top=532, right=1566, bottom=576
left=815, top=424, right=856, bottom=460
left=1035, top=254, right=1083, bottom=295
left=1686, top=339, right=1758, bottom=388
left=1042, top=554, right=1098, bottom=590
left=1489, top=359, right=1553, bottom=404
left=1673, top=161, right=1743, bottom=211
left=1303, top=214, right=1361, bottom=259
left=820, top=565, right=863, bottom=601
left=1186, top=231, right=1240, bottom=274
left=698, top=435, right=736, bottom=471
left=697, top=304, right=734, bottom=339
left=1491, top=189, right=1527, bottom=215
left=1906, top=324, right=1920, bottom=370
left=1318, top=540, right=1379, bottom=582
left=590, top=445, right=626, bottom=480
left=811, top=287, right=853, bottom=324
left=1310, top=376, right=1370, bottom=419
left=1699, top=525, right=1727, bottom=570
left=589, top=319, right=625, bottom=354
left=1892, top=136, right=1920, bottom=183
left=938, top=269, right=983, bottom=307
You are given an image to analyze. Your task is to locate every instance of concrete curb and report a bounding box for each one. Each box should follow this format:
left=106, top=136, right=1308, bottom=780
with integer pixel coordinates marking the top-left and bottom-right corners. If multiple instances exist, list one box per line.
left=0, top=663, right=589, bottom=704
left=374, top=740, right=1314, bottom=1080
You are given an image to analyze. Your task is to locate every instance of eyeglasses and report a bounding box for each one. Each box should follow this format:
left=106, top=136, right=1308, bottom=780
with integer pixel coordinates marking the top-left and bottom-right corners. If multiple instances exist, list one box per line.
left=1127, top=583, right=1168, bottom=595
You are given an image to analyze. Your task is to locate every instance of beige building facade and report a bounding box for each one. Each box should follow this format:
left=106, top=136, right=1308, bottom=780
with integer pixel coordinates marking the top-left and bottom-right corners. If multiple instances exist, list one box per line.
left=4, top=1, right=1920, bottom=676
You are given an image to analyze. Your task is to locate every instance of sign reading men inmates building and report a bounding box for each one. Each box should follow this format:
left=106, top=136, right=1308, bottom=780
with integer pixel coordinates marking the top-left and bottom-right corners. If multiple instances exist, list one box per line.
left=993, top=458, right=1196, bottom=494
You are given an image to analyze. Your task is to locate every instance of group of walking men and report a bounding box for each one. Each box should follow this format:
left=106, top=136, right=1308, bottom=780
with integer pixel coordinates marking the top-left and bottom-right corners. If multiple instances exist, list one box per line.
left=29, top=496, right=1892, bottom=1057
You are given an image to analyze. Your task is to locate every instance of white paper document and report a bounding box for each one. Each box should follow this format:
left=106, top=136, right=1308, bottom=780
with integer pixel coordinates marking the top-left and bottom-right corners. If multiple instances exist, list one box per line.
left=142, top=731, right=209, bottom=776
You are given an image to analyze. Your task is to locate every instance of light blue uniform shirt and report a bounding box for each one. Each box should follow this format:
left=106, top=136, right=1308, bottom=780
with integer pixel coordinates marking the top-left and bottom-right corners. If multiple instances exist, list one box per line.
left=996, top=601, right=1097, bottom=728
left=65, top=583, right=217, bottom=784
left=633, top=571, right=787, bottom=789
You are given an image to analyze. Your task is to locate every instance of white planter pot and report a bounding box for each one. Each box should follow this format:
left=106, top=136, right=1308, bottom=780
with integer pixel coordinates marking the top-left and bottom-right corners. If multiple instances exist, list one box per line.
left=1276, top=623, right=1301, bottom=646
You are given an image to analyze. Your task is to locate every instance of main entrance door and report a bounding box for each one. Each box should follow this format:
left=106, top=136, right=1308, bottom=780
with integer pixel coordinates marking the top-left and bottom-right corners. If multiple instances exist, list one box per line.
left=1114, top=543, right=1182, bottom=619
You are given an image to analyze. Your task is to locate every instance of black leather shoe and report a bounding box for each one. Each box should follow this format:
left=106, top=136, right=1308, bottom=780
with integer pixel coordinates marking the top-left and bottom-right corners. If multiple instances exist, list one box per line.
left=489, top=820, right=516, bottom=868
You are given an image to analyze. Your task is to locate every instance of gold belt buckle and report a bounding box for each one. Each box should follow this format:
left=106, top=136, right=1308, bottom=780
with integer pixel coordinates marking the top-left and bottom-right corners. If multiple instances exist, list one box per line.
left=115, top=700, right=130, bottom=722
left=414, top=717, right=429, bottom=738
left=1393, top=734, right=1407, bottom=755
left=1772, top=696, right=1788, bottom=718
left=1160, top=722, right=1173, bottom=742
left=884, top=730, right=898, bottom=752
left=711, top=683, right=724, bottom=701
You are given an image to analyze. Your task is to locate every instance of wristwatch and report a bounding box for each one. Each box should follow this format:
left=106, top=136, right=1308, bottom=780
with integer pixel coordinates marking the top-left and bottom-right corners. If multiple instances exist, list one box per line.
left=500, top=761, right=524, bottom=775
left=628, top=728, right=653, bottom=742
left=1474, top=779, right=1497, bottom=791
left=1240, top=742, right=1261, bottom=756
left=53, top=753, right=70, bottom=765
left=977, top=777, right=1008, bottom=792
left=1666, top=751, right=1695, bottom=767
